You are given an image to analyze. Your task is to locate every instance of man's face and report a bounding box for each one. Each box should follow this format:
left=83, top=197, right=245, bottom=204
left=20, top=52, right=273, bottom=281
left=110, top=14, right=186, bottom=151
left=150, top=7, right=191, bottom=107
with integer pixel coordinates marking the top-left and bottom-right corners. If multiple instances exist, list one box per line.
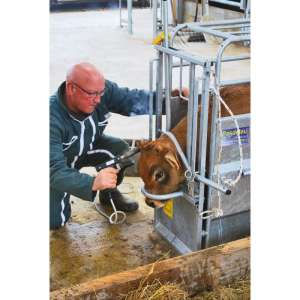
left=67, top=78, right=105, bottom=114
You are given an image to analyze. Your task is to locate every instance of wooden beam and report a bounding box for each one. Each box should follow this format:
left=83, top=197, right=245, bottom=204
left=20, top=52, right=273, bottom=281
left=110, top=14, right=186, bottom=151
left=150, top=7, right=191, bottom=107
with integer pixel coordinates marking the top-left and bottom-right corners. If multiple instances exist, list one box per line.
left=50, top=237, right=250, bottom=300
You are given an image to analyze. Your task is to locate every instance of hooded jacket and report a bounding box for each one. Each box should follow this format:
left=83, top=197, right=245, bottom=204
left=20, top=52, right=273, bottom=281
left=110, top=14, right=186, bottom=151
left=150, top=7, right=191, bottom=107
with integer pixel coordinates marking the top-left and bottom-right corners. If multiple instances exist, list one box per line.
left=50, top=80, right=152, bottom=202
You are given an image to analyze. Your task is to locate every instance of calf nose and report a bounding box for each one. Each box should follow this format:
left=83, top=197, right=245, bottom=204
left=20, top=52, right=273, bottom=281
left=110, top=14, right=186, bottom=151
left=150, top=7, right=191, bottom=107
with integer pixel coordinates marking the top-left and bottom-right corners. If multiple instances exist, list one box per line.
left=145, top=198, right=156, bottom=208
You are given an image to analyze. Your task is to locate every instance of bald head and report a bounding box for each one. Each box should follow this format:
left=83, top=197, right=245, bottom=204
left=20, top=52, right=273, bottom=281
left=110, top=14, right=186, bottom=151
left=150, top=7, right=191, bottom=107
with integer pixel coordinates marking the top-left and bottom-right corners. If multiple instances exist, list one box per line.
left=65, top=63, right=106, bottom=114
left=66, top=62, right=104, bottom=88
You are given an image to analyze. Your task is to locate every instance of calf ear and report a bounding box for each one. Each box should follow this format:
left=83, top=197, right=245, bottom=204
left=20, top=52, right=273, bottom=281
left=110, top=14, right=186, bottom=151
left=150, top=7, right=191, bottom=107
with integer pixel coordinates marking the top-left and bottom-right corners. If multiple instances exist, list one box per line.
left=165, top=151, right=180, bottom=170
left=136, top=140, right=152, bottom=150
left=136, top=140, right=144, bottom=149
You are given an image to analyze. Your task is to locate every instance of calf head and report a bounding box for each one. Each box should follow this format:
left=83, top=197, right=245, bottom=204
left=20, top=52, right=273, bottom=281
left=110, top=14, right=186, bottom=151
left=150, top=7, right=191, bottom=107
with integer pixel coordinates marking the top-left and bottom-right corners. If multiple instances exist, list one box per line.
left=137, top=139, right=185, bottom=208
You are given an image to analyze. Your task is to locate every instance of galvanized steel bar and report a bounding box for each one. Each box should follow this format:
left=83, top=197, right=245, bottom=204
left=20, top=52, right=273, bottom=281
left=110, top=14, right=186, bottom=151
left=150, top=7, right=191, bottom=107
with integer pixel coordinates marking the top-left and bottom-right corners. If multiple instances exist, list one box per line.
left=245, top=0, right=250, bottom=18
left=204, top=91, right=220, bottom=248
left=119, top=0, right=122, bottom=28
left=160, top=0, right=163, bottom=28
left=189, top=18, right=250, bottom=28
left=202, top=0, right=209, bottom=17
left=240, top=0, right=247, bottom=10
left=210, top=0, right=241, bottom=8
left=153, top=0, right=158, bottom=39
left=194, top=174, right=230, bottom=195
left=127, top=0, right=133, bottom=34
left=190, top=77, right=199, bottom=173
left=187, top=25, right=233, bottom=40
left=187, top=63, right=196, bottom=164
left=156, top=51, right=164, bottom=138
left=220, top=78, right=250, bottom=86
left=170, top=18, right=250, bottom=45
left=154, top=45, right=207, bottom=65
left=165, top=53, right=172, bottom=131
left=215, top=35, right=250, bottom=86
left=149, top=59, right=158, bottom=141
left=220, top=54, right=250, bottom=62
left=179, top=58, right=183, bottom=95
left=211, top=23, right=250, bottom=30
left=177, top=0, right=184, bottom=24
left=197, top=62, right=211, bottom=207
left=171, top=55, right=250, bottom=66
left=172, top=60, right=190, bottom=68
left=227, top=30, right=250, bottom=35
left=162, top=0, right=169, bottom=48
left=162, top=0, right=171, bottom=130
left=141, top=186, right=184, bottom=200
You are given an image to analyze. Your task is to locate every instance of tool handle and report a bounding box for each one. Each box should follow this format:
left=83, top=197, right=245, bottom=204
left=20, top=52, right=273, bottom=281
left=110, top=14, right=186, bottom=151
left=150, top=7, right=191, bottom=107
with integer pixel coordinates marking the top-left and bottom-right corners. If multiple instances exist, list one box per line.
left=95, top=157, right=120, bottom=172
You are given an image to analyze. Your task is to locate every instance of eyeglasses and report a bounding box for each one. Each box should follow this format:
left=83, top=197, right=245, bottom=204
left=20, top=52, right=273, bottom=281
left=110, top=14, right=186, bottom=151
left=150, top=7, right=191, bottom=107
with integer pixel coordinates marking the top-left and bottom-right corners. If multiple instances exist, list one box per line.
left=71, top=81, right=105, bottom=98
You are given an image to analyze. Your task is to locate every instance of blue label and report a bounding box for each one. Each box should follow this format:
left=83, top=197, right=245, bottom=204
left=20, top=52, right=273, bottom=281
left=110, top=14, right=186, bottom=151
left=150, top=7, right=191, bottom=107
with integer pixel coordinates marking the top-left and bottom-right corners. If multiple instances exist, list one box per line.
left=222, top=126, right=250, bottom=147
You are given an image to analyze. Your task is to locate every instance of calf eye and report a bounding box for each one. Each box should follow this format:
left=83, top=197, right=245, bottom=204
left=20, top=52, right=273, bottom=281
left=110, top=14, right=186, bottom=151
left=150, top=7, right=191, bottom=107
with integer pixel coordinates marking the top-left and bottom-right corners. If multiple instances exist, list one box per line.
left=153, top=168, right=165, bottom=182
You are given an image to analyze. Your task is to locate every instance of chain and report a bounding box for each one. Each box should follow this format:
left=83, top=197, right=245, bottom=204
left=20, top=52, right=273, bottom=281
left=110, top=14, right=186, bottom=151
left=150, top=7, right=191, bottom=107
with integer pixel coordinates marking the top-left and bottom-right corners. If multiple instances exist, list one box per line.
left=199, top=76, right=244, bottom=225
left=94, top=195, right=126, bottom=225
left=211, top=85, right=244, bottom=187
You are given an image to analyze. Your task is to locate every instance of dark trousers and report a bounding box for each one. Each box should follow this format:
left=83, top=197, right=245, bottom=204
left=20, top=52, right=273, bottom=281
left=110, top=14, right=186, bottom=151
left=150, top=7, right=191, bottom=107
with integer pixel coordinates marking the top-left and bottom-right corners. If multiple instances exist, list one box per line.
left=50, top=135, right=129, bottom=230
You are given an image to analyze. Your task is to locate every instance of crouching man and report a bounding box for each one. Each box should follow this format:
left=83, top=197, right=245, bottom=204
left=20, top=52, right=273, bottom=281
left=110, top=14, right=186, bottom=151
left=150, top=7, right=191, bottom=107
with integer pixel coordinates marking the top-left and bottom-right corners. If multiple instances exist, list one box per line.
left=50, top=62, right=153, bottom=230
left=50, top=62, right=189, bottom=230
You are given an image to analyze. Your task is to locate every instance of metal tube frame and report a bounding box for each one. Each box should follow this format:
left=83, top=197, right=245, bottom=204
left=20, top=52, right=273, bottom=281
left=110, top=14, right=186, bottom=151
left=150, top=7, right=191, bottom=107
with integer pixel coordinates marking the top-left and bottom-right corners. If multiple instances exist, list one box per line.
left=215, top=35, right=250, bottom=86
left=197, top=62, right=211, bottom=209
left=186, top=63, right=196, bottom=166
left=203, top=36, right=251, bottom=248
left=170, top=18, right=250, bottom=45
left=150, top=16, right=250, bottom=250
left=119, top=0, right=133, bottom=34
left=149, top=59, right=159, bottom=141
left=152, top=0, right=158, bottom=39
left=155, top=51, right=164, bottom=138
left=202, top=0, right=209, bottom=17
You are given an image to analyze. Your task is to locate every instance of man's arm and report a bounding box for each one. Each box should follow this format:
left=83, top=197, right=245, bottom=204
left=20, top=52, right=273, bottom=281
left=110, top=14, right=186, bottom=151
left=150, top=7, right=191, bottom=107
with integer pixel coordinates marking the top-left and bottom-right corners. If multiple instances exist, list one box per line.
left=103, top=80, right=162, bottom=116
left=50, top=120, right=97, bottom=201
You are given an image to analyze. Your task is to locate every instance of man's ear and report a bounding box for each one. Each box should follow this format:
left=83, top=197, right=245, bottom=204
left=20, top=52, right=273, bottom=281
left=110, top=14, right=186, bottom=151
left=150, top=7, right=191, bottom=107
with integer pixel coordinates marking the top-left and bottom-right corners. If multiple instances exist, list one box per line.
left=66, top=81, right=75, bottom=95
left=164, top=151, right=180, bottom=170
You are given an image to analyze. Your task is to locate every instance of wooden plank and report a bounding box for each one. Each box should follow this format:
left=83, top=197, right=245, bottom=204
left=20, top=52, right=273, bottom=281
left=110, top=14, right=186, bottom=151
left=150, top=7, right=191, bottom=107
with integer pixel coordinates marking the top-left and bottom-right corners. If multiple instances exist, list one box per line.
left=50, top=237, right=250, bottom=300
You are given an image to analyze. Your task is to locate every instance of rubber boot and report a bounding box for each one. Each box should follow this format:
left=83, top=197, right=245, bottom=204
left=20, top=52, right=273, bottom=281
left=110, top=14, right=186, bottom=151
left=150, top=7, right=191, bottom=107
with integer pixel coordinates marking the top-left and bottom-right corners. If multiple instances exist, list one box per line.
left=99, top=188, right=139, bottom=212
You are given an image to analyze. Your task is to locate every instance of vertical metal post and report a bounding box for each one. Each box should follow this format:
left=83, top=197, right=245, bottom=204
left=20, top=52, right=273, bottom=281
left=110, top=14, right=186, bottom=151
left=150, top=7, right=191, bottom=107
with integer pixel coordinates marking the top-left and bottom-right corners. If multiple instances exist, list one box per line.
left=190, top=77, right=199, bottom=174
left=187, top=63, right=195, bottom=164
left=119, top=0, right=122, bottom=28
left=162, top=0, right=169, bottom=48
left=245, top=0, right=250, bottom=19
left=179, top=58, right=183, bottom=94
left=127, top=0, right=133, bottom=34
left=153, top=0, right=158, bottom=39
left=203, top=91, right=219, bottom=248
left=160, top=0, right=163, bottom=30
left=201, top=0, right=209, bottom=17
left=156, top=51, right=163, bottom=138
left=197, top=62, right=211, bottom=207
left=177, top=0, right=184, bottom=24
left=162, top=0, right=171, bottom=130
left=164, top=54, right=171, bottom=131
left=149, top=60, right=155, bottom=141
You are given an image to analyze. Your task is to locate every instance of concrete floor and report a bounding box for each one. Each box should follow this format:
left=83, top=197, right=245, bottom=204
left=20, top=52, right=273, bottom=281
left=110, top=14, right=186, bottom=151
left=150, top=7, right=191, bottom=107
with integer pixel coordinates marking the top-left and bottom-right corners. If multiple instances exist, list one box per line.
left=50, top=6, right=249, bottom=292
left=50, top=175, right=177, bottom=291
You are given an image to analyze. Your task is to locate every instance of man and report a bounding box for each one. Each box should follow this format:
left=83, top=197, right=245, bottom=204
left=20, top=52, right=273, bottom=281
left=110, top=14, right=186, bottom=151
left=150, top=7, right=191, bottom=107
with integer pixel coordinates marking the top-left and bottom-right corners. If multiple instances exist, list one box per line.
left=50, top=62, right=152, bottom=230
left=50, top=62, right=188, bottom=230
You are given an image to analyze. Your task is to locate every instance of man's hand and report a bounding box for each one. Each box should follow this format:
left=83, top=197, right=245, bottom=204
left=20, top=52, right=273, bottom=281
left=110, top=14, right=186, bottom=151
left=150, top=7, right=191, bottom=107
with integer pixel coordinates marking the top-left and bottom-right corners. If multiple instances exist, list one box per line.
left=171, top=87, right=189, bottom=98
left=92, top=167, right=119, bottom=191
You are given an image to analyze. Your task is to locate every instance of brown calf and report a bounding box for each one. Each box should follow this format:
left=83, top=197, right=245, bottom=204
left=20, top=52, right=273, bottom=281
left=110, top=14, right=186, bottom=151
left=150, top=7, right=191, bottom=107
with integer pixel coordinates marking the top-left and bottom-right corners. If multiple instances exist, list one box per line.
left=137, top=83, right=250, bottom=208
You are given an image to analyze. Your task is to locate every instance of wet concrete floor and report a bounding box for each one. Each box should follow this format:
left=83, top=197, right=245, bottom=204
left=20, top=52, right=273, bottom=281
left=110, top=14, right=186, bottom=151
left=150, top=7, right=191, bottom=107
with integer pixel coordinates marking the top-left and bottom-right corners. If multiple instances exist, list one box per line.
left=50, top=173, right=177, bottom=291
